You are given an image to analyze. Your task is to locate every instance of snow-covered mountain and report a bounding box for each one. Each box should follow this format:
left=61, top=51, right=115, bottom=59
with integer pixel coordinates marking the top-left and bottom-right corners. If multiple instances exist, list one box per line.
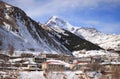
left=46, top=16, right=74, bottom=31
left=46, top=16, right=120, bottom=51
left=74, top=28, right=120, bottom=51
left=46, top=16, right=102, bottom=52
left=0, top=1, right=71, bottom=55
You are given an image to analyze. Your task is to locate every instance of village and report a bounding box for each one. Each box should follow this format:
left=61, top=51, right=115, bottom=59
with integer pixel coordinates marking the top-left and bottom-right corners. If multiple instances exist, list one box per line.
left=0, top=50, right=120, bottom=79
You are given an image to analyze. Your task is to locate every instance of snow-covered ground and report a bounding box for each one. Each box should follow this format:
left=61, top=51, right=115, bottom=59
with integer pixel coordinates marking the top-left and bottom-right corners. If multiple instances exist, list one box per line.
left=18, top=71, right=103, bottom=79
left=73, top=50, right=105, bottom=57
left=73, top=50, right=119, bottom=58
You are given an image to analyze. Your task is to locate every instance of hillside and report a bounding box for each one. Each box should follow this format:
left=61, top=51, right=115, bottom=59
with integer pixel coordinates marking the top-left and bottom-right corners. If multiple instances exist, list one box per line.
left=0, top=1, right=71, bottom=55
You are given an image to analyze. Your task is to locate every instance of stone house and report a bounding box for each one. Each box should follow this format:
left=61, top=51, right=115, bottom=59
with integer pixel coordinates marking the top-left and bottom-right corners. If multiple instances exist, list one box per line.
left=42, top=59, right=69, bottom=71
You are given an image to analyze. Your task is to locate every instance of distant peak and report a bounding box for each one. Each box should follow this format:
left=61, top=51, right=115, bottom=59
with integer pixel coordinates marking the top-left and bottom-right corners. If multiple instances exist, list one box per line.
left=46, top=16, right=64, bottom=25
left=51, top=16, right=58, bottom=19
left=46, top=16, right=73, bottom=31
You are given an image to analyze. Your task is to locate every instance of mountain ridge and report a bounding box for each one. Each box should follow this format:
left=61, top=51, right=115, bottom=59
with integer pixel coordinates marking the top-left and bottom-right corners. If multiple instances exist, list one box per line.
left=45, top=16, right=103, bottom=51
left=46, top=16, right=120, bottom=51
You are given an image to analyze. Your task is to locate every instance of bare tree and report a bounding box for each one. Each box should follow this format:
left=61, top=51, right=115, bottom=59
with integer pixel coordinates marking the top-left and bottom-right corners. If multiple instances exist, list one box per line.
left=8, top=45, right=14, bottom=56
left=8, top=45, right=14, bottom=69
left=88, top=62, right=100, bottom=71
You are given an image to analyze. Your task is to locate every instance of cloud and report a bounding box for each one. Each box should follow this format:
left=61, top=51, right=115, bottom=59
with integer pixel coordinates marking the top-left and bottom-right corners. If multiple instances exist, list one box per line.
left=4, top=0, right=120, bottom=18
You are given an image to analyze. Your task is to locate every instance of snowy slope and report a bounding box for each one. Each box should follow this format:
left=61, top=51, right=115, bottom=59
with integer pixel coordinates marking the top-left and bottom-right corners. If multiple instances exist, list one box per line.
left=19, top=71, right=104, bottom=79
left=46, top=16, right=120, bottom=51
left=0, top=1, right=71, bottom=55
left=74, top=28, right=120, bottom=51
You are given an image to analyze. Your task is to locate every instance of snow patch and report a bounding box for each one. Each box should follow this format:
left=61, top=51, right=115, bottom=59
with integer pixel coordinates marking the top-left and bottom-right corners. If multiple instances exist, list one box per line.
left=5, top=4, right=11, bottom=8
left=3, top=22, right=11, bottom=30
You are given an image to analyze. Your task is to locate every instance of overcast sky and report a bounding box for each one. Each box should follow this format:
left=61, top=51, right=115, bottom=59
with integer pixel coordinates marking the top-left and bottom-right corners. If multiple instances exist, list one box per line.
left=4, top=0, right=120, bottom=34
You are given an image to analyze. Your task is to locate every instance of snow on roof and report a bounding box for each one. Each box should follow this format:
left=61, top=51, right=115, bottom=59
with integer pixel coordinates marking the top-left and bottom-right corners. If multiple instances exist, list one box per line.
left=23, top=61, right=36, bottom=64
left=9, top=58, right=23, bottom=62
left=46, top=59, right=70, bottom=67
left=0, top=71, right=7, bottom=74
left=77, top=63, right=88, bottom=65
left=73, top=71, right=83, bottom=74
left=101, top=62, right=120, bottom=65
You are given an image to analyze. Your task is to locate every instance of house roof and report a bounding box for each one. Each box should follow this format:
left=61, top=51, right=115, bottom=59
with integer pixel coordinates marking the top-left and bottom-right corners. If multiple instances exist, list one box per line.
left=9, top=58, right=23, bottom=62
left=46, top=59, right=70, bottom=67
left=23, top=61, right=36, bottom=64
